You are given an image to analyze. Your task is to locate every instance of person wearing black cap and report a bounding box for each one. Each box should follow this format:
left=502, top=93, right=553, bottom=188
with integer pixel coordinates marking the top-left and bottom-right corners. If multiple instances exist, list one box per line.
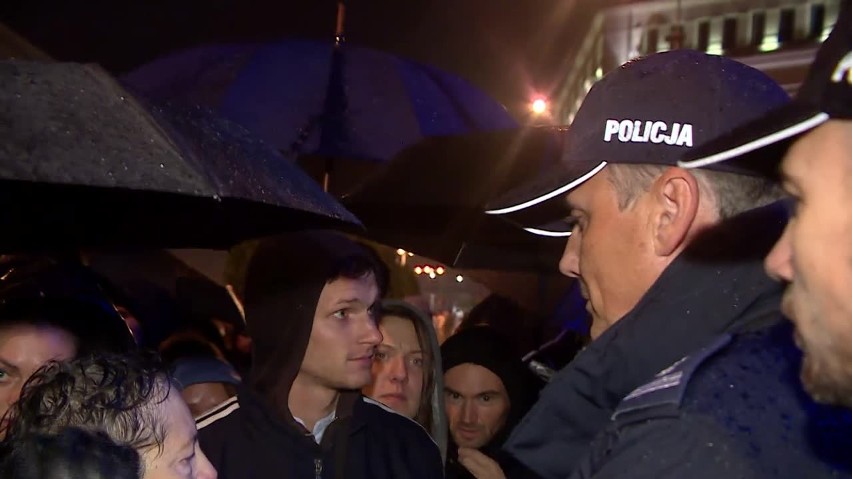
left=484, top=49, right=790, bottom=479
left=195, top=230, right=442, bottom=479
left=482, top=49, right=852, bottom=478
left=680, top=1, right=852, bottom=408
left=440, top=327, right=542, bottom=479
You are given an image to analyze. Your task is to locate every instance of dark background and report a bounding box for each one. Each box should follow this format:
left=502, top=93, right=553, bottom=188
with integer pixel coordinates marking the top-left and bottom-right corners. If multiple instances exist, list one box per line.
left=0, top=0, right=606, bottom=117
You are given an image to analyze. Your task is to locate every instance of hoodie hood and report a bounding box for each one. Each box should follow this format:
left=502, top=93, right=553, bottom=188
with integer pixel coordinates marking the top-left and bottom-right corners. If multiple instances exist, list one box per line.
left=243, top=230, right=381, bottom=424
left=379, top=300, right=448, bottom=462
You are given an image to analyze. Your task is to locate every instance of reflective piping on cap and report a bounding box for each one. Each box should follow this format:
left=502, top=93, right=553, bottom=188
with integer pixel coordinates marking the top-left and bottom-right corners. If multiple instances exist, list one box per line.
left=523, top=227, right=572, bottom=238
left=678, top=113, right=830, bottom=169
left=485, top=161, right=608, bottom=215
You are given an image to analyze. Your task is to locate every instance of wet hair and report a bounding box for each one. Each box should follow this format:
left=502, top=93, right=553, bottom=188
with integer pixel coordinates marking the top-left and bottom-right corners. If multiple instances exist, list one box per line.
left=328, top=247, right=389, bottom=298
left=607, top=163, right=786, bottom=219
left=0, top=427, right=142, bottom=479
left=0, top=298, right=134, bottom=355
left=378, top=303, right=435, bottom=429
left=3, top=353, right=175, bottom=470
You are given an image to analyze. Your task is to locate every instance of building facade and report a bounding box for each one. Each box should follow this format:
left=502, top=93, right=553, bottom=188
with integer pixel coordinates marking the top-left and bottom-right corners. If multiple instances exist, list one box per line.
left=556, top=0, right=840, bottom=124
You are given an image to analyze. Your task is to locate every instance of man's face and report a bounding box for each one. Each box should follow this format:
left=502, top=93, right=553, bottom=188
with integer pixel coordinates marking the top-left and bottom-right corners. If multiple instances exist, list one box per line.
left=559, top=171, right=660, bottom=338
left=301, top=273, right=382, bottom=391
left=444, top=363, right=510, bottom=449
left=142, top=391, right=217, bottom=479
left=765, top=120, right=852, bottom=406
left=181, top=382, right=235, bottom=418
left=0, top=324, right=76, bottom=431
left=363, top=315, right=425, bottom=419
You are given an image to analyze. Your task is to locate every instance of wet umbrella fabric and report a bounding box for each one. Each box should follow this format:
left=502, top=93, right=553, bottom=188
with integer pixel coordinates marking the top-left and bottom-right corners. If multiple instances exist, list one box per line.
left=342, top=127, right=568, bottom=271
left=122, top=39, right=518, bottom=193
left=0, top=60, right=360, bottom=250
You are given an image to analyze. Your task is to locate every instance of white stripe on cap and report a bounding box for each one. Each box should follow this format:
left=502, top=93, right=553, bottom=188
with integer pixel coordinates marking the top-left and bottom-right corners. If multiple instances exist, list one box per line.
left=678, top=113, right=830, bottom=169
left=523, top=227, right=572, bottom=238
left=485, top=161, right=608, bottom=215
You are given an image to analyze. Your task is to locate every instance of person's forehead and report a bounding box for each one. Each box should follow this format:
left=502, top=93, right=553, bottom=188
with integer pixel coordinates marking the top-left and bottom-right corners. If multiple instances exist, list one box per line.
left=322, top=273, right=379, bottom=298
left=445, top=363, right=505, bottom=390
left=782, top=122, right=840, bottom=184
left=564, top=167, right=611, bottom=209
left=158, top=392, right=196, bottom=444
left=380, top=316, right=419, bottom=345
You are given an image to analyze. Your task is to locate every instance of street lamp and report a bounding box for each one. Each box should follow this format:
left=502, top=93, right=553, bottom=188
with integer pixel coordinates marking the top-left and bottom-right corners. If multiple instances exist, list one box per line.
left=531, top=98, right=548, bottom=115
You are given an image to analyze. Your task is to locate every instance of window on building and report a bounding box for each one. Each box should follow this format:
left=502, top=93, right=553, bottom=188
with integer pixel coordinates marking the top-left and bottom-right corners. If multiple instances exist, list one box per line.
left=722, top=17, right=738, bottom=51
left=647, top=28, right=659, bottom=53
left=810, top=4, right=826, bottom=39
left=778, top=8, right=795, bottom=43
left=697, top=21, right=710, bottom=51
left=751, top=12, right=766, bottom=46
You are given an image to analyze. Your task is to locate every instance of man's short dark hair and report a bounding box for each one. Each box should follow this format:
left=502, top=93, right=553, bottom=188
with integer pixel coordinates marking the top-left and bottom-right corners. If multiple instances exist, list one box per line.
left=329, top=247, right=389, bottom=297
left=0, top=427, right=142, bottom=479
left=3, top=353, right=175, bottom=461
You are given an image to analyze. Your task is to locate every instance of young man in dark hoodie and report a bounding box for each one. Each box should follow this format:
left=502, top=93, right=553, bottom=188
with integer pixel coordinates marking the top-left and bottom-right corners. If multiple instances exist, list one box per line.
left=440, top=327, right=542, bottom=479
left=196, top=230, right=443, bottom=479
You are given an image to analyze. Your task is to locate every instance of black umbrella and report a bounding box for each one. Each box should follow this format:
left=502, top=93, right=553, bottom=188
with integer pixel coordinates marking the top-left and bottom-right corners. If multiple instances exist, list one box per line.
left=0, top=60, right=361, bottom=251
left=342, top=127, right=569, bottom=272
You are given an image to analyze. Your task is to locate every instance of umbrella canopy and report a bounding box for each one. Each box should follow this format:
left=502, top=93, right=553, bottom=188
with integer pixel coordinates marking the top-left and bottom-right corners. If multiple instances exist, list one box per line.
left=0, top=60, right=360, bottom=250
left=122, top=39, right=518, bottom=193
left=342, top=127, right=569, bottom=272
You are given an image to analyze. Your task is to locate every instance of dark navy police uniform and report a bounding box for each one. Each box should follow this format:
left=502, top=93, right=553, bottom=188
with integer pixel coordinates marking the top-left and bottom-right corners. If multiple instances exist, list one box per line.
left=571, top=322, right=852, bottom=479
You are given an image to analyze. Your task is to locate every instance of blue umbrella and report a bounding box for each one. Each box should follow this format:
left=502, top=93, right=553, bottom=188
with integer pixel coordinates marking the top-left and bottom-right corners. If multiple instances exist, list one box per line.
left=122, top=39, right=518, bottom=191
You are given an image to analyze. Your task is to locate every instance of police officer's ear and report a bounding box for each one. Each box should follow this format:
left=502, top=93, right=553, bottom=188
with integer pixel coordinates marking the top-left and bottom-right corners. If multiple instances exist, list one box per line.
left=649, top=167, right=702, bottom=258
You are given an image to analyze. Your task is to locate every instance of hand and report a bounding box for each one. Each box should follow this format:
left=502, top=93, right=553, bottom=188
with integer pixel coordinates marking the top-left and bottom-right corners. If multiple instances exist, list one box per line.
left=457, top=448, right=507, bottom=479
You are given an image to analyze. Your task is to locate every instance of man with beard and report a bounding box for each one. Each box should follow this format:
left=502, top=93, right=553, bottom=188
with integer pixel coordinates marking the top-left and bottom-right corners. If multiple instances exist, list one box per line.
left=679, top=1, right=852, bottom=406
left=486, top=48, right=852, bottom=478
left=440, top=327, right=541, bottom=479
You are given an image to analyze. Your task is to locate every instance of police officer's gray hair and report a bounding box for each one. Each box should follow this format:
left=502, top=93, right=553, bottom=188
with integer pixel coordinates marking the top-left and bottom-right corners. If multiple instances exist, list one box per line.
left=606, top=163, right=785, bottom=219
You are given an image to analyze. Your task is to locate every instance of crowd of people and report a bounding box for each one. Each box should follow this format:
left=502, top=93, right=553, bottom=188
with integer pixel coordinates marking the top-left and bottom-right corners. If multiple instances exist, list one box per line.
left=2, top=1, right=852, bottom=478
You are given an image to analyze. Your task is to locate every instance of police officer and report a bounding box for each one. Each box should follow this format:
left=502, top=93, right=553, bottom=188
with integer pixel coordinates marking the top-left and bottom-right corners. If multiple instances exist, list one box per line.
left=564, top=5, right=852, bottom=478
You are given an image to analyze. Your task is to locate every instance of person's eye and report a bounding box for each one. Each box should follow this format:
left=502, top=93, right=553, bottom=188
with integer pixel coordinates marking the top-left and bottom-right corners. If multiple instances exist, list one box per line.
left=374, top=351, right=387, bottom=361
left=481, top=394, right=492, bottom=402
left=0, top=370, right=7, bottom=381
left=332, top=309, right=350, bottom=320
left=411, top=357, right=424, bottom=368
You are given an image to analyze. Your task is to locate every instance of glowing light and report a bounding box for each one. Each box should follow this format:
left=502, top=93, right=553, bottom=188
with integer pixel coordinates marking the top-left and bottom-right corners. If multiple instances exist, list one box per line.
left=595, top=67, right=603, bottom=79
left=436, top=266, right=445, bottom=275
left=456, top=275, right=464, bottom=283
left=760, top=37, right=779, bottom=52
left=531, top=98, right=547, bottom=115
left=396, top=248, right=406, bottom=255
left=414, top=266, right=423, bottom=275
left=424, top=266, right=434, bottom=274
left=429, top=272, right=437, bottom=279
left=407, top=252, right=414, bottom=257
left=706, top=43, right=722, bottom=55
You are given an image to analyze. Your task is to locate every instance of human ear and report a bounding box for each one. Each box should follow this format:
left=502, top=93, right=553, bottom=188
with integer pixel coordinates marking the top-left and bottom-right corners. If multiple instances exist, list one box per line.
left=651, top=168, right=700, bottom=257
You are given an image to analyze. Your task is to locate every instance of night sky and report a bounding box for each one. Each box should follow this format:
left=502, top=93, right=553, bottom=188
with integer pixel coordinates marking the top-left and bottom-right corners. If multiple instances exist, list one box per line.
left=0, top=0, right=604, bottom=117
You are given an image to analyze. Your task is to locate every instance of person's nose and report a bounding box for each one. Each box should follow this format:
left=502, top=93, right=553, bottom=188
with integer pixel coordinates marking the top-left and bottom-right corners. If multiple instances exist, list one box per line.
left=559, top=238, right=580, bottom=278
left=765, top=224, right=794, bottom=282
left=388, top=355, right=408, bottom=384
left=359, top=315, right=383, bottom=347
left=460, top=400, right=477, bottom=424
left=194, top=447, right=218, bottom=479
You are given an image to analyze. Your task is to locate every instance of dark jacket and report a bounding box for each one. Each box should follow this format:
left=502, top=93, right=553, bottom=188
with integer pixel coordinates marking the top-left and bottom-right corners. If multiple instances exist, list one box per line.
left=501, top=202, right=788, bottom=479
left=571, top=322, right=852, bottom=478
left=442, top=327, right=543, bottom=479
left=197, top=231, right=442, bottom=479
